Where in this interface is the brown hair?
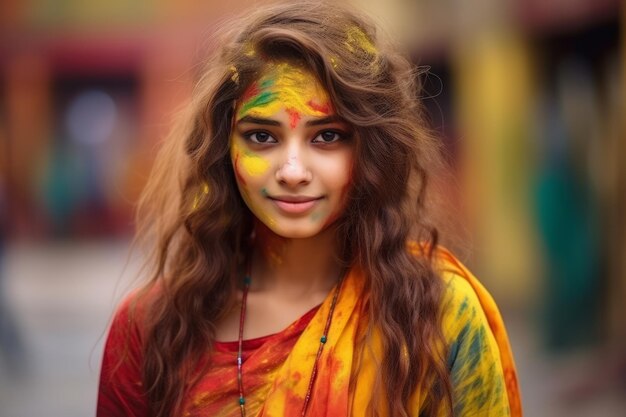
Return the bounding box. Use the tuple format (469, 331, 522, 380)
(133, 2, 452, 416)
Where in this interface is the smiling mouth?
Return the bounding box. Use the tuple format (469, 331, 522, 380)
(268, 196, 322, 214)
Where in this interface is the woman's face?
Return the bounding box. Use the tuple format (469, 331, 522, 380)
(229, 62, 354, 239)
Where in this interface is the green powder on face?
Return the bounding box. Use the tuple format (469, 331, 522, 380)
(238, 91, 278, 118)
(310, 211, 325, 222)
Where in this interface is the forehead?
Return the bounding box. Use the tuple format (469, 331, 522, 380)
(236, 62, 333, 120)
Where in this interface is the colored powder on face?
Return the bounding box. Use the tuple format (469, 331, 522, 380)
(262, 214, 276, 228)
(231, 141, 270, 178)
(306, 100, 331, 115)
(310, 211, 325, 223)
(240, 81, 260, 102)
(239, 91, 278, 117)
(261, 188, 269, 197)
(236, 63, 333, 123)
(242, 152, 270, 176)
(345, 26, 377, 55)
(286, 108, 302, 129)
(232, 153, 247, 186)
(235, 176, 276, 229)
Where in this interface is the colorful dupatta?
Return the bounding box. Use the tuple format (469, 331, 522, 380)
(433, 247, 522, 416)
(98, 246, 522, 417)
(235, 246, 522, 416)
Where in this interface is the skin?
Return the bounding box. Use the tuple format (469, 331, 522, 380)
(215, 62, 355, 341)
(230, 62, 354, 240)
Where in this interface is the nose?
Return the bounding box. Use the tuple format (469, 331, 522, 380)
(275, 149, 312, 187)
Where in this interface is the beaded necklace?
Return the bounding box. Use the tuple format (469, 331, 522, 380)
(236, 271, 344, 417)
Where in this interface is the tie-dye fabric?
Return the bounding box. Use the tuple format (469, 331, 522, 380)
(97, 247, 522, 417)
(434, 246, 522, 416)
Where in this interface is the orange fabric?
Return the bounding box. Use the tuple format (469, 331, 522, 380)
(183, 306, 321, 417)
(98, 246, 522, 417)
(257, 246, 523, 416)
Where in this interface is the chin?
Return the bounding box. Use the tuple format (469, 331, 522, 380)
(269, 226, 322, 239)
(262, 217, 333, 239)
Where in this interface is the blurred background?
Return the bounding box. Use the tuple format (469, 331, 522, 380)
(0, 0, 623, 416)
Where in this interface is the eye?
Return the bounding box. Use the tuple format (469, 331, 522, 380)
(313, 130, 342, 144)
(245, 131, 276, 144)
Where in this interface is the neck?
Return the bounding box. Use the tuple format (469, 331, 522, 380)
(250, 222, 343, 300)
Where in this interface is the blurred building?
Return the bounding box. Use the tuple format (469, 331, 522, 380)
(0, 0, 623, 390)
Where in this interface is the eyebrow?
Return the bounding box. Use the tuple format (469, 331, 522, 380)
(236, 115, 344, 127)
(305, 116, 342, 127)
(237, 116, 281, 126)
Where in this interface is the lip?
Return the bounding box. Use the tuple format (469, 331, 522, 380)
(269, 195, 322, 214)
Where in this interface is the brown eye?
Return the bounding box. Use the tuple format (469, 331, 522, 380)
(313, 130, 341, 143)
(246, 131, 276, 144)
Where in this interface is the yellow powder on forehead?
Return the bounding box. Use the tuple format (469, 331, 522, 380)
(237, 62, 332, 120)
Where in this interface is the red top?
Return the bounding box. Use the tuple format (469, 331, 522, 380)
(97, 296, 320, 417)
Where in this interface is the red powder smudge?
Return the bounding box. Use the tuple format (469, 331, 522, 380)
(283, 378, 304, 411)
(286, 108, 301, 129)
(233, 154, 247, 186)
(307, 99, 333, 115)
(241, 81, 260, 103)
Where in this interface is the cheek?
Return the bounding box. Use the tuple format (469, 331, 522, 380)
(240, 153, 270, 177)
(326, 152, 354, 192)
(231, 140, 270, 187)
(316, 152, 354, 225)
(232, 151, 248, 187)
(316, 162, 353, 228)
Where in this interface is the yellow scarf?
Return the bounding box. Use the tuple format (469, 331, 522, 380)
(257, 245, 522, 417)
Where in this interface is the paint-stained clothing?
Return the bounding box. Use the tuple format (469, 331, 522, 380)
(97, 247, 522, 417)
(443, 270, 511, 415)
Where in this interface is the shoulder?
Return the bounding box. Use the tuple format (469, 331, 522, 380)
(407, 242, 521, 416)
(102, 289, 150, 363)
(112, 282, 162, 324)
(110, 286, 154, 329)
(429, 246, 516, 415)
(424, 246, 502, 352)
(97, 287, 157, 416)
(102, 284, 164, 366)
(407, 242, 503, 344)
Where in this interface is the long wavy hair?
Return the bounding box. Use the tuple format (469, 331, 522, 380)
(132, 2, 452, 416)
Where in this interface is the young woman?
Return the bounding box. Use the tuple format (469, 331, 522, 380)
(97, 2, 522, 416)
